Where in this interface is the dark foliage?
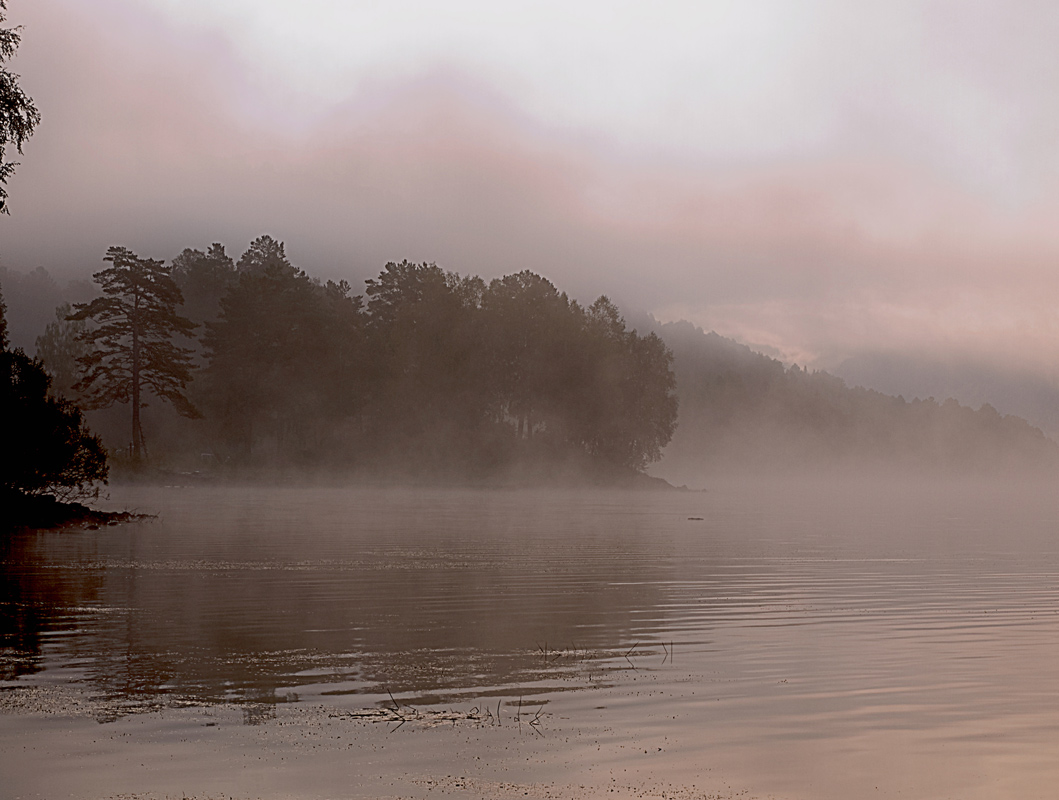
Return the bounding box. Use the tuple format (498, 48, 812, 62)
(0, 491, 142, 532)
(364, 261, 490, 465)
(171, 243, 237, 332)
(0, 287, 107, 500)
(38, 234, 1059, 482)
(202, 242, 365, 462)
(195, 248, 678, 475)
(236, 234, 291, 276)
(34, 302, 87, 397)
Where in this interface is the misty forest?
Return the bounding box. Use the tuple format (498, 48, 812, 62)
(4, 234, 1055, 504)
(9, 3, 1059, 800)
(4, 238, 680, 490)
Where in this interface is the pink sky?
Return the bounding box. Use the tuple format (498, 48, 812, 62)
(4, 0, 1059, 376)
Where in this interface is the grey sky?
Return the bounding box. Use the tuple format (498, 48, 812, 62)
(3, 0, 1059, 375)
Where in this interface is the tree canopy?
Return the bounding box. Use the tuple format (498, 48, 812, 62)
(186, 245, 679, 476)
(202, 245, 365, 462)
(170, 243, 236, 331)
(27, 238, 681, 480)
(0, 0, 41, 213)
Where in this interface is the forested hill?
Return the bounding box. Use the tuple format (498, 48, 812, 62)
(652, 320, 1059, 481)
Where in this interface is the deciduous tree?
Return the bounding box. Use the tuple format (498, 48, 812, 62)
(481, 270, 583, 440)
(0, 0, 41, 213)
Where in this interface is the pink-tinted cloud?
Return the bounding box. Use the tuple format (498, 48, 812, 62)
(5, 0, 1059, 377)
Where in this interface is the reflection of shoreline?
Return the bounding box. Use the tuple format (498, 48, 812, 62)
(7, 481, 1059, 799)
(0, 654, 620, 729)
(0, 637, 643, 724)
(0, 486, 685, 719)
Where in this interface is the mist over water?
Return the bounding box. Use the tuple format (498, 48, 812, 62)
(4, 477, 1059, 798)
(5, 5, 1059, 798)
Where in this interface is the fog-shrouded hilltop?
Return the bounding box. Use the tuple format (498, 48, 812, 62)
(834, 352, 1059, 442)
(653, 320, 1059, 485)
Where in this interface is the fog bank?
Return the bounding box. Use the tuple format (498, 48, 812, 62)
(4, 1, 1059, 383)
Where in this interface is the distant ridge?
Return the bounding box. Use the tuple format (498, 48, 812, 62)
(834, 352, 1059, 441)
(648, 320, 1058, 481)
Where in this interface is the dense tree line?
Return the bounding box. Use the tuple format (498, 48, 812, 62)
(54, 236, 678, 478)
(25, 236, 1059, 486)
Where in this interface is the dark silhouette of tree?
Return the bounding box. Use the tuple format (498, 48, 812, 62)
(236, 235, 292, 276)
(361, 263, 678, 473)
(203, 247, 365, 461)
(481, 270, 584, 441)
(0, 265, 64, 350)
(54, 238, 682, 478)
(69, 247, 198, 461)
(562, 297, 678, 471)
(481, 280, 681, 471)
(0, 0, 40, 213)
(364, 261, 489, 463)
(171, 243, 237, 331)
(0, 281, 6, 348)
(1, 286, 107, 500)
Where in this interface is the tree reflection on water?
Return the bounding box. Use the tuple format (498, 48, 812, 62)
(0, 492, 683, 722)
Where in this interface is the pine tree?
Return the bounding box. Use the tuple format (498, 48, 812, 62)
(70, 247, 199, 460)
(236, 234, 292, 276)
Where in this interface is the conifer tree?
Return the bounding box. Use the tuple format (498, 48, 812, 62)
(236, 234, 292, 276)
(70, 247, 199, 460)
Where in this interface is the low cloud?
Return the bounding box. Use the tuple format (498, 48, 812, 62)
(5, 0, 1059, 378)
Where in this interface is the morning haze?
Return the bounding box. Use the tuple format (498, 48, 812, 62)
(3, 2, 1059, 799)
(7, 1, 1059, 380)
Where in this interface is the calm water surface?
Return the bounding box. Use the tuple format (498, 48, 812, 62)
(3, 478, 1059, 799)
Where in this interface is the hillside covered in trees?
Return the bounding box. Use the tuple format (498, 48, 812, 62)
(654, 320, 1059, 482)
(11, 235, 1058, 489)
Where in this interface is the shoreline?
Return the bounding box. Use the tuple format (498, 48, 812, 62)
(2, 491, 151, 532)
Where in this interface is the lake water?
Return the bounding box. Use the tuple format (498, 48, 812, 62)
(3, 478, 1059, 799)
